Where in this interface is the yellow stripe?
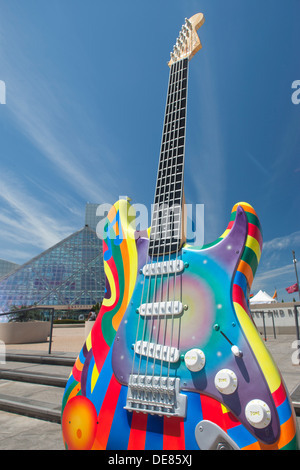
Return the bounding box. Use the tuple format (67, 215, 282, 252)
(220, 228, 231, 240)
(111, 200, 138, 331)
(233, 302, 281, 393)
(102, 263, 117, 308)
(86, 331, 92, 351)
(221, 403, 230, 414)
(246, 234, 261, 261)
(91, 363, 99, 393)
(125, 237, 138, 301)
(114, 199, 138, 302)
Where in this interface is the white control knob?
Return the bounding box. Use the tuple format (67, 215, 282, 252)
(184, 348, 205, 372)
(214, 369, 238, 395)
(245, 399, 271, 429)
(231, 345, 243, 357)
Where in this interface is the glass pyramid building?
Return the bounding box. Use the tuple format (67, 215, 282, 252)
(0, 259, 20, 279)
(0, 225, 105, 313)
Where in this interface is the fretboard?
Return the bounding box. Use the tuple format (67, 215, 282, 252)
(149, 57, 189, 257)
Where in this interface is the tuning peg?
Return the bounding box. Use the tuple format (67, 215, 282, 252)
(185, 18, 192, 30)
(185, 27, 190, 37)
(176, 38, 183, 50)
(179, 31, 186, 43)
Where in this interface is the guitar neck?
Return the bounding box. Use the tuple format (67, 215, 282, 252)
(149, 57, 189, 258)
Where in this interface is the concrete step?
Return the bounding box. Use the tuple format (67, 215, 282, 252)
(5, 352, 76, 367)
(0, 393, 61, 423)
(0, 369, 67, 387)
(0, 353, 73, 423)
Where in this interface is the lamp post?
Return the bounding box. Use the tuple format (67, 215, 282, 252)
(292, 250, 300, 301)
(292, 251, 300, 348)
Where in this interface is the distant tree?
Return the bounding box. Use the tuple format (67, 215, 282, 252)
(90, 302, 102, 317)
(8, 305, 36, 322)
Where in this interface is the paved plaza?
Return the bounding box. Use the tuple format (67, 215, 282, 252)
(0, 326, 299, 450)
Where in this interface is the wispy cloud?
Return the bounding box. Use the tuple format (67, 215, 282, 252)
(247, 152, 269, 177)
(263, 231, 300, 252)
(0, 13, 122, 263)
(0, 171, 74, 260)
(253, 263, 294, 284)
(7, 79, 117, 205)
(0, 13, 120, 206)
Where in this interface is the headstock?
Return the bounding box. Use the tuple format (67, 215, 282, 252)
(168, 13, 205, 67)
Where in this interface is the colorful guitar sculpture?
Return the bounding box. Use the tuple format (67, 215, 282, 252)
(61, 13, 299, 450)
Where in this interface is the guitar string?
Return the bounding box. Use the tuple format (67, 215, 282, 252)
(166, 56, 189, 385)
(156, 57, 186, 385)
(148, 56, 188, 393)
(164, 36, 192, 385)
(139, 58, 184, 381)
(130, 59, 176, 384)
(142, 58, 187, 385)
(143, 60, 180, 380)
(150, 58, 182, 382)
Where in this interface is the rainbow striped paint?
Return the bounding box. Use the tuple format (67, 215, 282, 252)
(61, 200, 299, 450)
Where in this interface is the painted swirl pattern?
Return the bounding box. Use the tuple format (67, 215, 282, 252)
(61, 201, 299, 450)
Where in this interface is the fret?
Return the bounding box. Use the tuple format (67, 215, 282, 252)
(161, 138, 185, 150)
(166, 96, 187, 110)
(156, 177, 182, 188)
(155, 176, 183, 187)
(151, 214, 182, 228)
(164, 108, 186, 121)
(154, 181, 183, 194)
(155, 181, 183, 194)
(155, 178, 183, 190)
(149, 57, 188, 257)
(164, 122, 185, 132)
(162, 126, 185, 141)
(160, 146, 185, 157)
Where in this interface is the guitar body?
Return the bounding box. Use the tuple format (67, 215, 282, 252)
(61, 199, 299, 450)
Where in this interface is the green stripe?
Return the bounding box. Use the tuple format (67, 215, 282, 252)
(230, 209, 262, 235)
(61, 379, 80, 411)
(101, 242, 125, 347)
(190, 206, 263, 260)
(241, 245, 258, 277)
(201, 237, 223, 249)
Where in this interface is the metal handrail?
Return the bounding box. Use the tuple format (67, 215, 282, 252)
(250, 303, 300, 343)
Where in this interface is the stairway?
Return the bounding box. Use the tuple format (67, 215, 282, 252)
(0, 353, 75, 424)
(1, 353, 299, 426)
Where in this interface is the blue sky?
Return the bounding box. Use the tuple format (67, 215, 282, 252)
(0, 0, 299, 301)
